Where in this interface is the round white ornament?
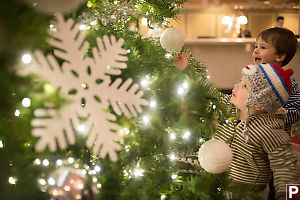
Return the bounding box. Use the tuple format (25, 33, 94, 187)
(23, 0, 83, 14)
(160, 27, 185, 53)
(198, 138, 232, 174)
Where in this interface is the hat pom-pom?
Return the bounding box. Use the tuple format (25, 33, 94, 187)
(242, 65, 256, 75)
(285, 68, 294, 76)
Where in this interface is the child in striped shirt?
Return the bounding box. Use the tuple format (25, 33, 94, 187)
(215, 63, 300, 200)
(253, 27, 300, 200)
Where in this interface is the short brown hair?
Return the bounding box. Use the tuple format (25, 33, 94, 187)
(257, 27, 297, 67)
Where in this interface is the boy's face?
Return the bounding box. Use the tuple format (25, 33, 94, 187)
(231, 76, 250, 111)
(253, 37, 283, 66)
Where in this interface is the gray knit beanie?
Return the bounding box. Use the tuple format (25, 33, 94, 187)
(242, 63, 293, 113)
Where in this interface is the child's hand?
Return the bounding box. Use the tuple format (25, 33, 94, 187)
(173, 52, 188, 70)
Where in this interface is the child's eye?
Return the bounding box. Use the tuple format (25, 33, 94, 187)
(262, 46, 266, 49)
(254, 44, 258, 48)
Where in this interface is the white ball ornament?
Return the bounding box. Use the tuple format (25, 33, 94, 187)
(198, 138, 233, 174)
(23, 0, 83, 14)
(160, 27, 185, 53)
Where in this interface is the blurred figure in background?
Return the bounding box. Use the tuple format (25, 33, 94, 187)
(276, 16, 284, 28)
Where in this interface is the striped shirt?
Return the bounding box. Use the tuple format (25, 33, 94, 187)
(215, 112, 300, 199)
(284, 76, 300, 136)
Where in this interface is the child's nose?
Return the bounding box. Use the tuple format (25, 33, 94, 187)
(233, 83, 239, 92)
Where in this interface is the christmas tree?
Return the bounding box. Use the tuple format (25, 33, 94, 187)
(0, 0, 262, 199)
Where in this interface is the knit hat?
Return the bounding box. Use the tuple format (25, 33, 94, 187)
(242, 63, 293, 113)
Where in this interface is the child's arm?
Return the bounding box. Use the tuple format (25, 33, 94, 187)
(214, 121, 235, 144)
(214, 94, 237, 143)
(285, 77, 300, 135)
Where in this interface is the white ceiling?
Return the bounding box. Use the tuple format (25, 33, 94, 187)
(184, 0, 299, 9)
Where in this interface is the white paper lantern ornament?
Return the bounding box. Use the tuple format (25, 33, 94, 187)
(160, 27, 185, 53)
(198, 138, 232, 174)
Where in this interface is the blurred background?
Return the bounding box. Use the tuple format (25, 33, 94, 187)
(141, 0, 300, 90)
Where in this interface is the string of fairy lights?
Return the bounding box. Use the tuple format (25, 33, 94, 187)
(6, 51, 199, 199)
(7, 50, 217, 199)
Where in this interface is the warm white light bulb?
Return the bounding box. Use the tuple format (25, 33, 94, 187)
(64, 185, 71, 191)
(149, 100, 157, 108)
(182, 81, 188, 89)
(170, 153, 176, 161)
(124, 170, 129, 176)
(142, 115, 150, 125)
(140, 78, 149, 88)
(92, 177, 97, 183)
(170, 133, 176, 140)
(161, 194, 166, 199)
(22, 98, 31, 108)
(48, 177, 56, 186)
(0, 140, 3, 148)
(14, 109, 20, 117)
(89, 170, 96, 175)
(134, 168, 144, 177)
(56, 159, 63, 166)
(77, 183, 84, 189)
(21, 53, 32, 64)
(81, 169, 87, 175)
(39, 178, 46, 185)
(77, 124, 86, 134)
(34, 158, 41, 165)
(183, 131, 191, 139)
(68, 157, 74, 164)
(90, 20, 97, 25)
(120, 128, 130, 135)
(199, 138, 205, 143)
(237, 16, 248, 25)
(9, 177, 16, 185)
(52, 189, 58, 196)
(94, 165, 101, 172)
(221, 16, 231, 25)
(177, 87, 184, 96)
(79, 24, 87, 30)
(165, 53, 172, 58)
(42, 159, 49, 166)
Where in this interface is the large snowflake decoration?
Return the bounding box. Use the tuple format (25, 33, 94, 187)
(19, 13, 148, 161)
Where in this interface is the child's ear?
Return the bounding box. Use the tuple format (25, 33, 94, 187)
(276, 53, 286, 62)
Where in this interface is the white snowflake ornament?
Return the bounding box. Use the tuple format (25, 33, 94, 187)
(19, 13, 148, 161)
